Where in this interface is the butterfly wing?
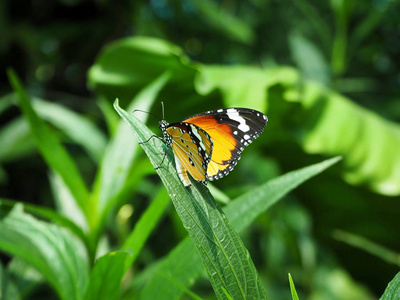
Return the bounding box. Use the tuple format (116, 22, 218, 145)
(182, 108, 267, 181)
(166, 122, 213, 186)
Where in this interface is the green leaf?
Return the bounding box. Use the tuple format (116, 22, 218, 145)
(49, 172, 89, 232)
(289, 31, 330, 84)
(33, 98, 107, 162)
(115, 100, 267, 300)
(0, 198, 88, 249)
(333, 230, 400, 267)
(7, 69, 91, 224)
(0, 116, 34, 163)
(289, 273, 300, 300)
(95, 71, 170, 221)
(139, 157, 340, 300)
(85, 250, 132, 300)
(195, 66, 269, 111)
(0, 205, 89, 300)
(301, 82, 400, 196)
(0, 261, 21, 300)
(88, 37, 196, 103)
(191, 0, 254, 44)
(195, 65, 300, 112)
(122, 187, 170, 270)
(380, 271, 400, 300)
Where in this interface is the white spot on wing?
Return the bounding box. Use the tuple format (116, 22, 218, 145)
(226, 109, 250, 132)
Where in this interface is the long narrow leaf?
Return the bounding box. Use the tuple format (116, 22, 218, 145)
(122, 187, 170, 270)
(7, 69, 91, 224)
(115, 100, 267, 300)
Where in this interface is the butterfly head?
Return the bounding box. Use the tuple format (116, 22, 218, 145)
(159, 120, 172, 146)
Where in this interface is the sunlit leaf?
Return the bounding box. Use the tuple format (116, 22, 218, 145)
(289, 273, 300, 300)
(301, 82, 400, 196)
(88, 37, 196, 103)
(33, 99, 107, 162)
(0, 205, 89, 300)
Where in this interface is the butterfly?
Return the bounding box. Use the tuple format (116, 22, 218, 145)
(141, 107, 268, 187)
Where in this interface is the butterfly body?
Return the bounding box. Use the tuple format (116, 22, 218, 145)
(156, 107, 267, 187)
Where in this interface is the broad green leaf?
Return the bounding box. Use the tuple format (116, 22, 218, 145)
(0, 198, 88, 249)
(139, 157, 340, 300)
(195, 66, 269, 112)
(94, 71, 170, 224)
(7, 69, 91, 223)
(85, 250, 132, 300)
(122, 187, 170, 270)
(33, 99, 107, 162)
(380, 271, 400, 300)
(334, 230, 400, 267)
(289, 273, 300, 300)
(301, 82, 400, 196)
(195, 65, 300, 112)
(0, 205, 89, 300)
(115, 100, 268, 300)
(88, 37, 197, 103)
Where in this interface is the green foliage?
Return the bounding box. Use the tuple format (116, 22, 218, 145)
(289, 274, 300, 300)
(0, 205, 89, 300)
(2, 1, 400, 299)
(380, 272, 400, 300)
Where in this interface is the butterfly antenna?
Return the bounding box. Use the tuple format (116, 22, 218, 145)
(131, 109, 161, 120)
(161, 101, 165, 120)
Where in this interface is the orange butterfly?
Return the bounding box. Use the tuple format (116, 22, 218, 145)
(142, 107, 267, 187)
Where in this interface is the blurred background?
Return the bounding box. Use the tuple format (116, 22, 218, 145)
(1, 0, 400, 299)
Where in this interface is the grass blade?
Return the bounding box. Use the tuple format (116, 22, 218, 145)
(334, 230, 400, 267)
(289, 273, 300, 300)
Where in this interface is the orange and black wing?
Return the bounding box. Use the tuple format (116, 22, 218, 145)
(182, 108, 267, 181)
(166, 122, 213, 186)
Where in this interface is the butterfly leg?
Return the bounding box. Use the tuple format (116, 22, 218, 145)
(154, 149, 167, 170)
(138, 135, 168, 170)
(139, 135, 164, 145)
